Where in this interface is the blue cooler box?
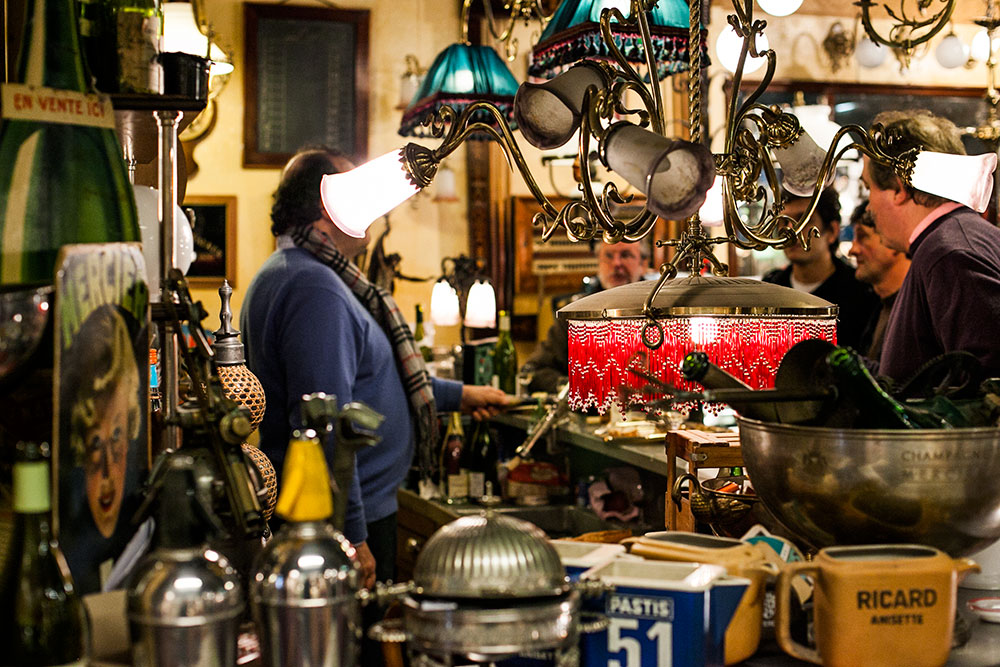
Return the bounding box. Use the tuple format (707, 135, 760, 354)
(550, 540, 628, 581)
(580, 559, 749, 667)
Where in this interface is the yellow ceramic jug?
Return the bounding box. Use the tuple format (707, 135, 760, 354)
(775, 544, 979, 667)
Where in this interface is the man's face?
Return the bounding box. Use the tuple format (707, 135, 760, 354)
(779, 198, 837, 265)
(597, 243, 647, 288)
(849, 219, 903, 287)
(861, 158, 908, 253)
(84, 382, 131, 539)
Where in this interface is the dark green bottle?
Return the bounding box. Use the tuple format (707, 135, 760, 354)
(0, 442, 91, 665)
(825, 347, 948, 429)
(681, 351, 780, 422)
(0, 0, 140, 287)
(467, 421, 499, 501)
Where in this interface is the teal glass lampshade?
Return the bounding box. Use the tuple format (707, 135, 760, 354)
(527, 0, 708, 80)
(399, 43, 520, 138)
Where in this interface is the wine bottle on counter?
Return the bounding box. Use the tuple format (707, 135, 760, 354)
(414, 304, 432, 361)
(0, 441, 91, 666)
(439, 412, 468, 502)
(0, 0, 140, 287)
(467, 421, 499, 501)
(493, 310, 517, 394)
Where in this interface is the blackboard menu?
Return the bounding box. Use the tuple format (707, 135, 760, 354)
(244, 4, 369, 167)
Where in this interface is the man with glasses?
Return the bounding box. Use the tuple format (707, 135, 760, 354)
(522, 239, 650, 393)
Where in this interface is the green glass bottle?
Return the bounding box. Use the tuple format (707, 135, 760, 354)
(467, 420, 499, 502)
(0, 0, 140, 288)
(825, 347, 948, 429)
(114, 0, 162, 94)
(681, 351, 780, 422)
(493, 310, 517, 394)
(0, 441, 91, 665)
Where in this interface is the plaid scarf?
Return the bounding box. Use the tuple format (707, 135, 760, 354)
(291, 223, 439, 477)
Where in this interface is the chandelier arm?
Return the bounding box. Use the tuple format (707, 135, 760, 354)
(427, 101, 562, 226)
(856, 0, 955, 50)
(598, 5, 665, 128)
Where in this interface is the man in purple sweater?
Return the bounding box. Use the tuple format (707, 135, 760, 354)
(862, 110, 1000, 384)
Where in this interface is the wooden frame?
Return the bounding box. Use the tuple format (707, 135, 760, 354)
(182, 195, 237, 288)
(243, 3, 369, 167)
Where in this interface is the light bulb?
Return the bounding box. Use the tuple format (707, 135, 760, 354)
(756, 0, 803, 17)
(715, 25, 769, 75)
(935, 32, 969, 69)
(855, 36, 887, 68)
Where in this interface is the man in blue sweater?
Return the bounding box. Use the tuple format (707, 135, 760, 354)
(862, 110, 1000, 383)
(241, 148, 507, 589)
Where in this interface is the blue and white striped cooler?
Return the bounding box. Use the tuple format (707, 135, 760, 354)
(580, 559, 749, 667)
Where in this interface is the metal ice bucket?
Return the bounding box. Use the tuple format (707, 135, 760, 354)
(738, 417, 1000, 556)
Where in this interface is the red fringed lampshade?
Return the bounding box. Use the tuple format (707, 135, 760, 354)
(559, 275, 838, 413)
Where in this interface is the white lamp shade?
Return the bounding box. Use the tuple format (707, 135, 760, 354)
(716, 25, 769, 75)
(433, 164, 458, 201)
(430, 279, 461, 326)
(463, 280, 497, 328)
(162, 3, 233, 76)
(133, 185, 196, 301)
(855, 36, 887, 68)
(774, 120, 839, 196)
(935, 33, 969, 69)
(911, 151, 998, 213)
(604, 124, 716, 221)
(756, 0, 802, 17)
(320, 149, 422, 238)
(970, 28, 1000, 63)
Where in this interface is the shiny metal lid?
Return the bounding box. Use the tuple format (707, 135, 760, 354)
(251, 521, 360, 606)
(413, 512, 569, 599)
(127, 547, 244, 626)
(557, 275, 837, 320)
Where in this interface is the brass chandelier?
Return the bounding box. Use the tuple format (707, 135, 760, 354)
(321, 0, 991, 410)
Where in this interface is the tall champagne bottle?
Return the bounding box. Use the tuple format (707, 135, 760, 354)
(493, 310, 517, 394)
(467, 420, 499, 502)
(0, 441, 91, 666)
(0, 0, 140, 288)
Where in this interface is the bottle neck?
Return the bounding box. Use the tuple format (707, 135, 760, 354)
(16, 0, 90, 91)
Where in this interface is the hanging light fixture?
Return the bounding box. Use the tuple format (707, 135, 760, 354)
(331, 0, 984, 414)
(527, 0, 702, 80)
(430, 279, 461, 326)
(463, 280, 497, 328)
(399, 43, 520, 138)
(560, 277, 837, 412)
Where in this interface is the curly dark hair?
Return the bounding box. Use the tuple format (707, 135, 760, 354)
(270, 147, 352, 237)
(786, 187, 842, 254)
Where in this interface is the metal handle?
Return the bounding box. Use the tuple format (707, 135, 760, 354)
(406, 537, 422, 556)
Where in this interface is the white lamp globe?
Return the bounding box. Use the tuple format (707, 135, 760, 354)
(756, 0, 803, 17)
(463, 280, 496, 328)
(855, 36, 887, 68)
(715, 25, 769, 75)
(935, 32, 969, 69)
(970, 28, 1000, 63)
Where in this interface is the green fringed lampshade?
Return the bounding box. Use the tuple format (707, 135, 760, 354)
(528, 0, 709, 80)
(399, 43, 520, 138)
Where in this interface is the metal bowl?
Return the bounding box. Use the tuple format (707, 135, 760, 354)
(412, 512, 569, 598)
(738, 417, 1000, 556)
